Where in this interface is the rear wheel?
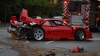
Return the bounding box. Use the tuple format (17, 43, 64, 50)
(31, 27, 44, 41)
(75, 29, 85, 41)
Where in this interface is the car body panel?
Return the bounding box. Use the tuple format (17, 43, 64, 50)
(42, 25, 56, 38)
(42, 24, 73, 39)
(10, 16, 18, 26)
(51, 26, 73, 38)
(71, 25, 92, 39)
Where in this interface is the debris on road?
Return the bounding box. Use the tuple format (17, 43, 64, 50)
(15, 40, 19, 43)
(25, 41, 30, 44)
(24, 41, 30, 44)
(69, 46, 84, 53)
(0, 40, 99, 56)
(39, 54, 42, 56)
(45, 51, 56, 56)
(98, 52, 100, 55)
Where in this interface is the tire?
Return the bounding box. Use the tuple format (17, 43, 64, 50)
(75, 29, 85, 41)
(31, 27, 44, 41)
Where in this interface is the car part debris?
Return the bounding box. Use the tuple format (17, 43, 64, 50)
(69, 46, 84, 53)
(25, 41, 30, 44)
(45, 51, 56, 56)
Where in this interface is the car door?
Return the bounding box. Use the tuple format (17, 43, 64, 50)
(42, 20, 56, 38)
(52, 26, 73, 38)
(50, 20, 73, 38)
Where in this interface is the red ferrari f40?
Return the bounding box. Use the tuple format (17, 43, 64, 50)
(7, 9, 92, 41)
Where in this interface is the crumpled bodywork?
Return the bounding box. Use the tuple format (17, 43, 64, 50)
(10, 16, 18, 26)
(19, 9, 41, 25)
(19, 9, 33, 24)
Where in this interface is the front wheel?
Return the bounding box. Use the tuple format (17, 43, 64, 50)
(75, 29, 85, 41)
(31, 27, 44, 41)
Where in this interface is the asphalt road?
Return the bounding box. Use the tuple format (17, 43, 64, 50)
(0, 26, 19, 56)
(0, 26, 100, 55)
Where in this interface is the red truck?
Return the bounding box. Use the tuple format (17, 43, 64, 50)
(54, 1, 100, 31)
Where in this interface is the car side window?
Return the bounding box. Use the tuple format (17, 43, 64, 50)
(43, 20, 56, 25)
(43, 21, 50, 25)
(51, 20, 63, 26)
(54, 21, 62, 25)
(49, 21, 55, 25)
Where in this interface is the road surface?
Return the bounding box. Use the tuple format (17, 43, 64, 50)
(0, 26, 100, 56)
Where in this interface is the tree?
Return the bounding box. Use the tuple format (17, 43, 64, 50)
(0, 0, 62, 23)
(53, 0, 63, 16)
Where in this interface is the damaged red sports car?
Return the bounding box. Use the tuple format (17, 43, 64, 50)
(7, 9, 92, 41)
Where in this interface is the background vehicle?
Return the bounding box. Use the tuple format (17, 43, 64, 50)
(7, 9, 92, 41)
(53, 16, 63, 20)
(31, 16, 41, 19)
(89, 2, 100, 31)
(54, 0, 100, 31)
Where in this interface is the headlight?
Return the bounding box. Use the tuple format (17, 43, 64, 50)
(30, 22, 36, 25)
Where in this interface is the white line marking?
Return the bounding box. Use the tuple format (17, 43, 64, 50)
(45, 41, 54, 44)
(89, 38, 100, 40)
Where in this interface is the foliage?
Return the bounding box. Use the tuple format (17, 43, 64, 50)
(53, 0, 63, 16)
(0, 0, 62, 23)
